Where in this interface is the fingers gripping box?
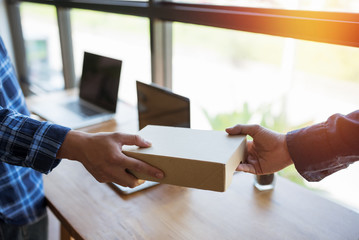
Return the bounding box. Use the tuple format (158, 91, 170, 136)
(123, 125, 247, 192)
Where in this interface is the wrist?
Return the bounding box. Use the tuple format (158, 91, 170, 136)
(57, 130, 89, 161)
(283, 134, 293, 165)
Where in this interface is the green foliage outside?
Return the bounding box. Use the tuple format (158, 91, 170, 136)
(203, 102, 252, 131)
(25, 40, 47, 63)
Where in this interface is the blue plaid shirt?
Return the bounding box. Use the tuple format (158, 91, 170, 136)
(0, 37, 70, 225)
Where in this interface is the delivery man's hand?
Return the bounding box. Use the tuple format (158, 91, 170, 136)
(57, 131, 164, 187)
(226, 124, 293, 175)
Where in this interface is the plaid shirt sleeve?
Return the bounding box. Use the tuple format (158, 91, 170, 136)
(0, 107, 70, 174)
(0, 36, 72, 225)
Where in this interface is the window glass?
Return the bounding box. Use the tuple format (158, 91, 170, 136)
(71, 9, 151, 105)
(20, 3, 64, 92)
(173, 22, 359, 211)
(172, 0, 359, 13)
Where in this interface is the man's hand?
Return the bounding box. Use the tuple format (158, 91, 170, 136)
(57, 131, 164, 188)
(226, 124, 293, 175)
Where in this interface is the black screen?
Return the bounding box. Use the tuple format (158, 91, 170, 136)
(136, 81, 190, 130)
(79, 52, 122, 112)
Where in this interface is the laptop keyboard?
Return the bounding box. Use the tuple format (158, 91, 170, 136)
(65, 101, 102, 118)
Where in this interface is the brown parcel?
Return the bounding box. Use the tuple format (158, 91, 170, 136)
(123, 125, 247, 192)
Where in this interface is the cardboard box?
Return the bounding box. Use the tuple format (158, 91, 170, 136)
(123, 125, 247, 192)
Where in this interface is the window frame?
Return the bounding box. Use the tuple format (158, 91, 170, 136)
(6, 0, 359, 91)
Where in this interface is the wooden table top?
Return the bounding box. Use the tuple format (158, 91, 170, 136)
(27, 90, 359, 240)
(45, 160, 359, 240)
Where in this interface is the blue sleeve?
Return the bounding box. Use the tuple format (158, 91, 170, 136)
(0, 106, 71, 174)
(286, 110, 359, 181)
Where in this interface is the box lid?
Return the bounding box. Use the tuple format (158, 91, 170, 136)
(123, 125, 246, 164)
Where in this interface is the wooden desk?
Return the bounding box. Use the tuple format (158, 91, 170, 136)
(27, 91, 359, 240)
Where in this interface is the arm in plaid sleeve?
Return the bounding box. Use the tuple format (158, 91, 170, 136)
(0, 106, 70, 174)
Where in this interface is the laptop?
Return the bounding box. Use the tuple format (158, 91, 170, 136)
(136, 80, 191, 129)
(31, 52, 122, 129)
(111, 80, 191, 194)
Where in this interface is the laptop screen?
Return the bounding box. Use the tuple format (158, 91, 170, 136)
(79, 52, 122, 112)
(136, 81, 190, 130)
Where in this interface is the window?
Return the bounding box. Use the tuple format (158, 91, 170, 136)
(173, 22, 359, 128)
(71, 9, 151, 104)
(20, 2, 64, 92)
(173, 22, 359, 211)
(173, 23, 287, 130)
